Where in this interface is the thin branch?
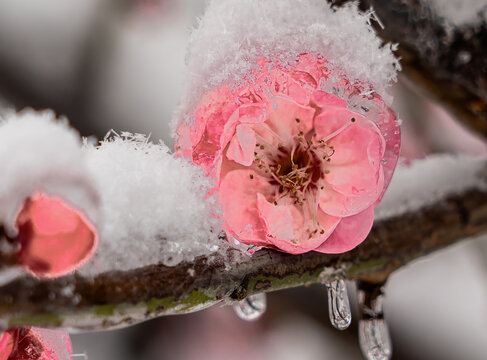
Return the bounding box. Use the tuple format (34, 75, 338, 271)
(0, 187, 486, 332)
(332, 0, 487, 138)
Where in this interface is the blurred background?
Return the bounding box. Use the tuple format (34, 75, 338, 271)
(0, 1, 487, 359)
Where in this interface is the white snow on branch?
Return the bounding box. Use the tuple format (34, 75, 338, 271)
(0, 111, 227, 275)
(0, 110, 99, 236)
(2, 112, 485, 276)
(79, 131, 224, 274)
(375, 155, 487, 221)
(175, 0, 400, 132)
(428, 0, 487, 27)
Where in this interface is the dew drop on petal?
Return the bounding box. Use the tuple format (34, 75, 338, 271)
(325, 279, 352, 330)
(357, 281, 392, 360)
(233, 293, 267, 321)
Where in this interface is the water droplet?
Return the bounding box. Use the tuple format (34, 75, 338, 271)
(233, 293, 267, 321)
(325, 279, 351, 330)
(357, 281, 392, 360)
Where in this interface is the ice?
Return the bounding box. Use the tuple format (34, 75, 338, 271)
(233, 293, 267, 321)
(0, 109, 99, 237)
(79, 131, 224, 274)
(375, 155, 487, 221)
(325, 279, 352, 331)
(174, 0, 399, 133)
(428, 0, 487, 27)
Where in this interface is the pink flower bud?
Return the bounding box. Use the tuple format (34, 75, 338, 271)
(15, 193, 98, 278)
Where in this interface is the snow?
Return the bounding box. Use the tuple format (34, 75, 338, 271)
(0, 111, 227, 276)
(375, 155, 487, 220)
(79, 131, 224, 274)
(428, 0, 487, 27)
(1, 111, 485, 277)
(0, 109, 99, 237)
(174, 0, 400, 133)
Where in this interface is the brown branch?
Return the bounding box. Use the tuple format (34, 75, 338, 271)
(0, 187, 486, 332)
(332, 0, 487, 138)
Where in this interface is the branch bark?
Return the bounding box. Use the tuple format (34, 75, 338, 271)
(0, 187, 486, 332)
(332, 0, 487, 138)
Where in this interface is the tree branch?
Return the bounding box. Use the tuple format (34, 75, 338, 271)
(332, 0, 487, 138)
(0, 186, 486, 332)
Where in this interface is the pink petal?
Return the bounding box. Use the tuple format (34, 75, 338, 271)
(266, 96, 315, 140)
(219, 170, 269, 246)
(221, 103, 267, 151)
(311, 90, 347, 109)
(325, 125, 383, 191)
(315, 206, 374, 254)
(314, 107, 383, 146)
(16, 193, 98, 278)
(257, 193, 302, 243)
(189, 87, 240, 176)
(316, 109, 386, 217)
(237, 103, 268, 124)
(292, 53, 328, 88)
(257, 194, 340, 254)
(31, 328, 73, 360)
(226, 124, 256, 166)
(371, 97, 401, 199)
(320, 168, 384, 217)
(0, 332, 13, 360)
(5, 327, 72, 360)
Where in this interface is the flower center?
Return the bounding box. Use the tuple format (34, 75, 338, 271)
(252, 131, 335, 206)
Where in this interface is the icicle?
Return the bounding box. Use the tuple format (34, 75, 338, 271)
(325, 279, 352, 330)
(233, 293, 267, 321)
(357, 281, 392, 360)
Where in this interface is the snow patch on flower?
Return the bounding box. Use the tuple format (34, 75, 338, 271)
(0, 110, 99, 237)
(79, 131, 224, 274)
(375, 155, 487, 220)
(174, 0, 399, 133)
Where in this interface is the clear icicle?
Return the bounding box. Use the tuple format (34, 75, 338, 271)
(325, 279, 352, 330)
(359, 319, 392, 360)
(233, 293, 267, 321)
(357, 282, 392, 360)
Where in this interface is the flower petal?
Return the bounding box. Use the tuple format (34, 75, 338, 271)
(320, 167, 384, 217)
(257, 194, 340, 254)
(0, 332, 14, 360)
(311, 90, 347, 110)
(266, 96, 315, 140)
(16, 193, 98, 278)
(30, 328, 73, 360)
(220, 170, 269, 246)
(315, 206, 374, 254)
(325, 125, 383, 192)
(226, 124, 256, 166)
(316, 109, 386, 217)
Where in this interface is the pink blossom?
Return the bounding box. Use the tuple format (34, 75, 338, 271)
(177, 54, 400, 254)
(0, 327, 72, 360)
(15, 193, 98, 278)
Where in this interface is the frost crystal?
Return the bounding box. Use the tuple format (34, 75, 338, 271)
(80, 132, 223, 274)
(174, 0, 399, 134)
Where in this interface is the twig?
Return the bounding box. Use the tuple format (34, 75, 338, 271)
(0, 187, 486, 332)
(332, 0, 487, 137)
